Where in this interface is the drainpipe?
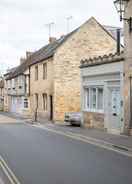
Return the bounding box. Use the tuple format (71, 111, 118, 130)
(117, 29, 121, 55)
(129, 75, 132, 133)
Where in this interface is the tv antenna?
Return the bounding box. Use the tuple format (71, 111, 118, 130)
(45, 22, 55, 38)
(66, 16, 73, 34)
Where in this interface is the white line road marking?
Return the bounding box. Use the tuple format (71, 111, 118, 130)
(0, 155, 21, 184)
(34, 125, 132, 158)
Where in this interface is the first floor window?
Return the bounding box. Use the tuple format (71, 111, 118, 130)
(43, 63, 47, 80)
(24, 98, 28, 108)
(85, 86, 104, 112)
(35, 65, 38, 81)
(42, 93, 47, 111)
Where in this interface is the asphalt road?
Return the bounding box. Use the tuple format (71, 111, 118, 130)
(0, 123, 132, 184)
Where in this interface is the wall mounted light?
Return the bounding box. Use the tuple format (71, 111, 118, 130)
(114, 0, 132, 32)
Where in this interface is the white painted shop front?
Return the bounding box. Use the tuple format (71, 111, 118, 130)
(81, 61, 124, 135)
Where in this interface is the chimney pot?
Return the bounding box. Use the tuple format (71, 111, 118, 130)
(49, 37, 56, 43)
(26, 51, 33, 59)
(20, 58, 26, 65)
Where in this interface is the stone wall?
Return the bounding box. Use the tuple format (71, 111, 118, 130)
(53, 17, 117, 122)
(30, 58, 54, 121)
(83, 112, 104, 129)
(123, 0, 132, 134)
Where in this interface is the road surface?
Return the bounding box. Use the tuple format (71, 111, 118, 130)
(0, 121, 132, 184)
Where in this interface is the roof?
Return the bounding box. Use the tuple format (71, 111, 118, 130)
(28, 18, 120, 67)
(5, 29, 78, 80)
(28, 29, 78, 67)
(5, 17, 121, 80)
(5, 60, 30, 80)
(80, 51, 124, 68)
(0, 80, 4, 88)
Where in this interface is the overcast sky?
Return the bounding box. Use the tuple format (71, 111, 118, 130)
(0, 0, 122, 73)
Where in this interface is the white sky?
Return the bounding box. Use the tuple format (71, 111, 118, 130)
(0, 0, 122, 73)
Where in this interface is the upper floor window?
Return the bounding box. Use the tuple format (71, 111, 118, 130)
(42, 93, 47, 111)
(18, 76, 23, 86)
(12, 79, 15, 89)
(35, 65, 38, 81)
(84, 87, 104, 113)
(43, 63, 47, 80)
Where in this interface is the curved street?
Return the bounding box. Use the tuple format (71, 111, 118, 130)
(0, 113, 132, 184)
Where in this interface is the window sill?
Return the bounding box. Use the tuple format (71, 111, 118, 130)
(83, 109, 104, 114)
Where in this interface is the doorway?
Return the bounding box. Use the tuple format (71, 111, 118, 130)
(50, 95, 53, 121)
(107, 87, 122, 134)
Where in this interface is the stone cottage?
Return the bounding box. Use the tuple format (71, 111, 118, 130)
(28, 17, 118, 122)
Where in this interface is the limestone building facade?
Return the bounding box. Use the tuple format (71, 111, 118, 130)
(29, 17, 117, 122)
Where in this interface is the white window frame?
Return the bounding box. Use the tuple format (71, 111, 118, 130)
(84, 86, 104, 113)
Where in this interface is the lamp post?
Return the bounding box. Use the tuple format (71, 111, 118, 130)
(114, 0, 132, 32)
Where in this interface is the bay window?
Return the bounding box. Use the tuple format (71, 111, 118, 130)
(84, 87, 104, 112)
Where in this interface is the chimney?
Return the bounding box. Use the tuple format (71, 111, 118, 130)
(49, 37, 56, 43)
(20, 57, 26, 65)
(26, 51, 33, 59)
(60, 35, 65, 40)
(117, 29, 121, 55)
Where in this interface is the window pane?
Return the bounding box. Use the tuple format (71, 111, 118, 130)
(86, 88, 89, 108)
(92, 88, 96, 109)
(97, 88, 103, 110)
(35, 66, 38, 80)
(43, 63, 47, 80)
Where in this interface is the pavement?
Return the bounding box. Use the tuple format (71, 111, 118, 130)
(1, 112, 132, 150)
(36, 123, 132, 149)
(0, 114, 20, 124)
(0, 122, 132, 184)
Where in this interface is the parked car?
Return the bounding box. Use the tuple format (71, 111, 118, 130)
(64, 112, 82, 126)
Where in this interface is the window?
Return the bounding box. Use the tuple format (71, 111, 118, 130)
(35, 94, 38, 108)
(85, 87, 104, 112)
(91, 88, 96, 109)
(35, 65, 38, 80)
(24, 98, 28, 108)
(12, 79, 15, 89)
(42, 93, 47, 111)
(97, 88, 103, 110)
(43, 63, 47, 80)
(85, 88, 90, 108)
